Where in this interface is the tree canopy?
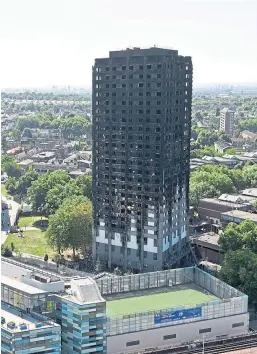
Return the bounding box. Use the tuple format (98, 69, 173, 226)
(239, 118, 257, 133)
(218, 220, 257, 308)
(6, 168, 39, 196)
(218, 221, 257, 253)
(190, 163, 257, 207)
(219, 249, 257, 308)
(15, 114, 91, 139)
(27, 171, 92, 215)
(46, 196, 93, 257)
(27, 171, 71, 213)
(1, 155, 22, 178)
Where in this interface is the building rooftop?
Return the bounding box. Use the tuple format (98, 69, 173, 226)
(105, 283, 218, 318)
(32, 151, 56, 159)
(221, 108, 234, 113)
(199, 197, 246, 209)
(1, 260, 32, 278)
(109, 47, 179, 58)
(218, 194, 255, 204)
(2, 275, 46, 295)
(7, 146, 23, 155)
(195, 232, 220, 246)
(221, 210, 257, 223)
(241, 130, 257, 139)
(17, 159, 34, 167)
(69, 170, 86, 176)
(244, 151, 257, 158)
(1, 303, 58, 332)
(61, 277, 105, 305)
(223, 154, 256, 161)
(241, 188, 257, 198)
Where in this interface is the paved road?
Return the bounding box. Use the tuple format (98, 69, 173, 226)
(1, 195, 21, 244)
(6, 198, 21, 227)
(1, 208, 10, 244)
(20, 226, 40, 231)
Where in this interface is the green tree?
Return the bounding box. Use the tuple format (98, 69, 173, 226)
(45, 181, 83, 215)
(190, 165, 235, 207)
(219, 249, 257, 308)
(1, 135, 8, 152)
(16, 169, 39, 194)
(224, 148, 237, 155)
(218, 223, 244, 252)
(1, 155, 22, 178)
(27, 170, 71, 213)
(218, 133, 231, 143)
(218, 220, 257, 254)
(239, 220, 257, 253)
(75, 175, 92, 200)
(242, 164, 257, 188)
(239, 118, 257, 133)
(6, 177, 16, 194)
(46, 196, 92, 258)
(22, 127, 33, 138)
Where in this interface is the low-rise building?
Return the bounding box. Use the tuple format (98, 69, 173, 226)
(1, 267, 249, 354)
(241, 188, 257, 198)
(221, 210, 257, 226)
(31, 151, 56, 162)
(198, 197, 250, 224)
(1, 302, 61, 353)
(31, 161, 92, 176)
(219, 193, 256, 206)
(190, 154, 257, 170)
(202, 156, 238, 167)
(223, 154, 257, 164)
(6, 146, 24, 156)
(191, 232, 224, 264)
(214, 141, 231, 154)
(18, 159, 34, 170)
(77, 159, 91, 171)
(241, 130, 257, 141)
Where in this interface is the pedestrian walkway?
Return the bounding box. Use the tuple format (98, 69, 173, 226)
(19, 226, 41, 231)
(1, 231, 8, 245)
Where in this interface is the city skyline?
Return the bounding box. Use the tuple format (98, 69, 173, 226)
(1, 0, 257, 88)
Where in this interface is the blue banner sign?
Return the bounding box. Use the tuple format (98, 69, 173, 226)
(154, 307, 202, 324)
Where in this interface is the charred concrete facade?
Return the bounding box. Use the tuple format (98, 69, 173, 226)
(92, 47, 192, 271)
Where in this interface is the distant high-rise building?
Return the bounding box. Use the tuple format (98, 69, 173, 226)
(92, 47, 193, 271)
(220, 108, 234, 136)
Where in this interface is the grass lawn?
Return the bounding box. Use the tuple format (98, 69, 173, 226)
(18, 216, 48, 228)
(106, 285, 218, 317)
(4, 230, 55, 258)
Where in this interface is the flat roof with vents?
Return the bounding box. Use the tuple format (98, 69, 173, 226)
(1, 303, 58, 332)
(2, 275, 46, 295)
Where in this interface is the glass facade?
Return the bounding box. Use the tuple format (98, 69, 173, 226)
(1, 303, 61, 353)
(55, 299, 107, 354)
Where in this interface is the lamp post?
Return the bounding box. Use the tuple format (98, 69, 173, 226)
(202, 335, 205, 354)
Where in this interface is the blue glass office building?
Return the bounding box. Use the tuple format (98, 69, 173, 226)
(55, 278, 106, 354)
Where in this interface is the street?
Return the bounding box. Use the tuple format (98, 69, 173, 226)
(1, 194, 21, 244)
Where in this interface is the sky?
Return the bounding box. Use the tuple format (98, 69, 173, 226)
(1, 0, 257, 88)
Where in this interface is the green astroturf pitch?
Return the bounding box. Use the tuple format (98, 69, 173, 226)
(106, 283, 218, 317)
